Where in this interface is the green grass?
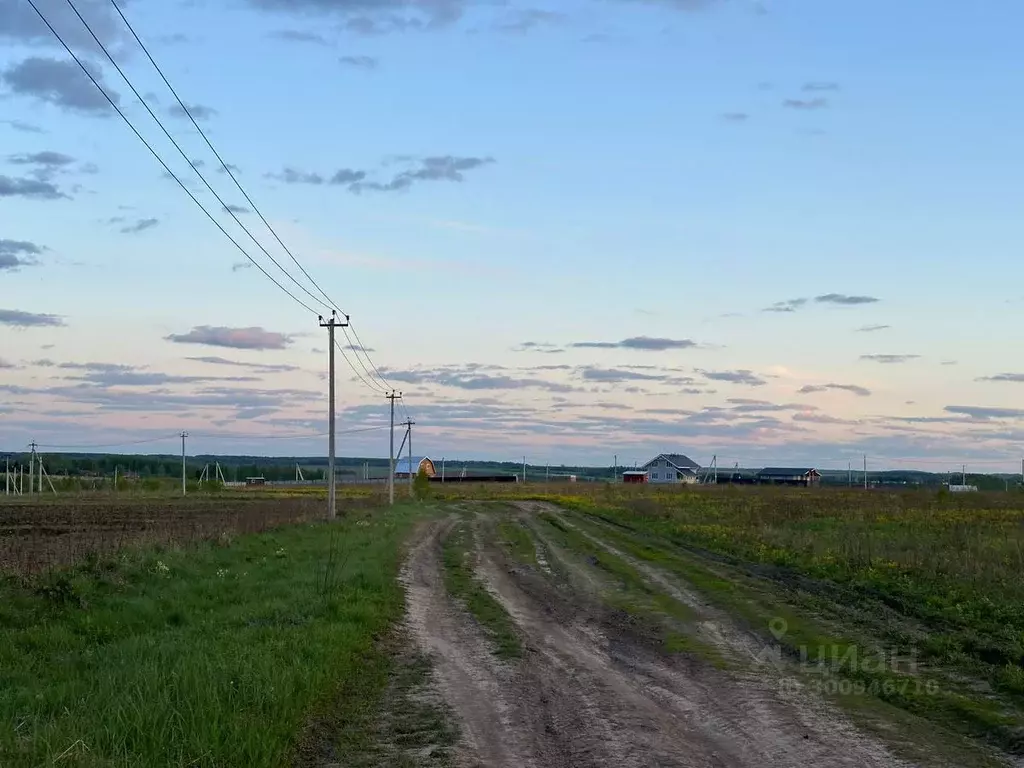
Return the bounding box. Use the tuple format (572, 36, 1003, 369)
(0, 506, 422, 767)
(440, 522, 522, 660)
(496, 518, 538, 567)
(562, 505, 1024, 762)
(531, 512, 730, 665)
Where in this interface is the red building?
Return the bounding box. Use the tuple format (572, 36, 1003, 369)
(622, 471, 648, 484)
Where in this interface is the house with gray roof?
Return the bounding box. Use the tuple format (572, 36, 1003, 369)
(641, 453, 701, 485)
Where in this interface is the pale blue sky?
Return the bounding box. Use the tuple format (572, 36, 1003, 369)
(2, 0, 1024, 470)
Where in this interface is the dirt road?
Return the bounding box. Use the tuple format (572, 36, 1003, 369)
(399, 502, 947, 768)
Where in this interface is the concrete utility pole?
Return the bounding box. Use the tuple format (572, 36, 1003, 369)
(28, 442, 36, 495)
(614, 454, 617, 483)
(180, 431, 188, 496)
(5, 457, 9, 496)
(386, 391, 401, 506)
(319, 311, 349, 520)
(405, 418, 415, 495)
(963, 464, 967, 486)
(863, 454, 868, 490)
(523, 456, 527, 485)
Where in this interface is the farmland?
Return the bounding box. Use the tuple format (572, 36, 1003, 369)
(3, 485, 1024, 765)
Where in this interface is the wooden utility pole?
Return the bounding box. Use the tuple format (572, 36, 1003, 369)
(320, 311, 349, 519)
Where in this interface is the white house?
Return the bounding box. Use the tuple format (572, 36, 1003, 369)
(642, 454, 701, 485)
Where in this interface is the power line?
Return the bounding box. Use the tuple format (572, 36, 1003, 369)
(106, 0, 405, 403)
(347, 320, 395, 392)
(56, 0, 332, 314)
(21, 0, 320, 315)
(108, 0, 342, 317)
(334, 336, 389, 394)
(31, 434, 181, 450)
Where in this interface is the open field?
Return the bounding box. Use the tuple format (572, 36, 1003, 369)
(0, 490, 389, 573)
(3, 486, 1024, 765)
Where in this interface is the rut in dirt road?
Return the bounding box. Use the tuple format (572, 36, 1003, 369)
(400, 507, 932, 768)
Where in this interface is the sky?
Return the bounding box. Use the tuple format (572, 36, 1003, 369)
(2, 0, 1024, 471)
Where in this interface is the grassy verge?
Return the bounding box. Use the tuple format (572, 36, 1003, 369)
(0, 506, 422, 767)
(441, 522, 521, 660)
(531, 512, 728, 664)
(563, 506, 1018, 764)
(496, 518, 538, 567)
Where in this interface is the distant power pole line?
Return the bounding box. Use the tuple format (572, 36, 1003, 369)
(320, 311, 349, 520)
(386, 391, 402, 506)
(180, 431, 188, 496)
(405, 418, 415, 495)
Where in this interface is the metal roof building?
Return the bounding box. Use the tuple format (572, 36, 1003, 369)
(394, 456, 436, 478)
(756, 467, 821, 487)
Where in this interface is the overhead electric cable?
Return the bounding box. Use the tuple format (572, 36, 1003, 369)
(21, 0, 320, 314)
(59, 0, 333, 314)
(107, 0, 407, 398)
(108, 0, 343, 316)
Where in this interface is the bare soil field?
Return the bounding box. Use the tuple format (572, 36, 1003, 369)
(0, 495, 332, 573)
(395, 501, 1011, 768)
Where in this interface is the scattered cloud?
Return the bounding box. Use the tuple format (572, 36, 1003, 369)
(798, 383, 872, 397)
(945, 405, 1024, 421)
(856, 324, 890, 333)
(977, 373, 1024, 384)
(223, 204, 252, 215)
(783, 97, 829, 110)
(764, 298, 808, 313)
(231, 261, 253, 272)
(185, 355, 301, 374)
(270, 29, 333, 45)
(860, 354, 919, 364)
(699, 369, 767, 387)
(570, 336, 698, 351)
(803, 82, 840, 92)
(339, 55, 378, 70)
(0, 174, 67, 200)
(580, 367, 688, 384)
(0, 358, 14, 369)
(7, 150, 76, 181)
(764, 294, 879, 312)
(495, 9, 565, 34)
(168, 102, 218, 121)
(0, 308, 65, 327)
(2, 57, 118, 115)
(344, 344, 375, 353)
(266, 166, 368, 185)
(350, 155, 494, 193)
(331, 168, 367, 184)
(0, 239, 44, 271)
(1, 119, 45, 133)
(815, 293, 879, 305)
(165, 325, 294, 350)
(514, 341, 562, 353)
(721, 112, 749, 122)
(119, 217, 159, 234)
(380, 364, 577, 393)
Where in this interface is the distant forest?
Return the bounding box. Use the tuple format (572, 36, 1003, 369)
(4, 452, 1020, 490)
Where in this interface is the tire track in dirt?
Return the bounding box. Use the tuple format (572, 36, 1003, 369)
(502, 502, 917, 768)
(402, 508, 919, 767)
